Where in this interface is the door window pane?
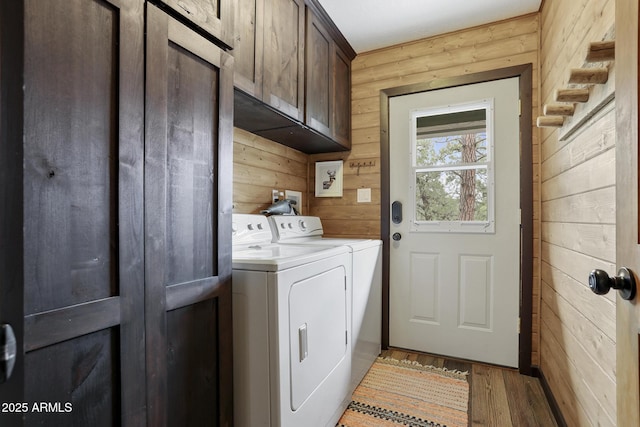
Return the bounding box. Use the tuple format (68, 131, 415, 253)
(415, 168, 488, 221)
(416, 109, 488, 167)
(410, 101, 494, 233)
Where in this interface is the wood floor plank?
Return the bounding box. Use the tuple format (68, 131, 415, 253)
(471, 364, 513, 426)
(503, 369, 558, 427)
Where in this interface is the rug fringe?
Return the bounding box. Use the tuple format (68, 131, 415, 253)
(377, 356, 469, 378)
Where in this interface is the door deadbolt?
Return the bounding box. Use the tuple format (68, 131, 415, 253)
(391, 201, 402, 224)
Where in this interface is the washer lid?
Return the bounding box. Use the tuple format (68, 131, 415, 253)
(232, 244, 348, 271)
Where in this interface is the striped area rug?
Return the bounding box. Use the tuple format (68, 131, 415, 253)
(337, 357, 469, 427)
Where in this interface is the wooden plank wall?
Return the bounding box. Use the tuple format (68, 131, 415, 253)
(309, 13, 542, 361)
(539, 0, 616, 425)
(233, 128, 309, 214)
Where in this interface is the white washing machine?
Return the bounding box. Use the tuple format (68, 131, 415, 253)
(269, 215, 382, 391)
(232, 214, 352, 427)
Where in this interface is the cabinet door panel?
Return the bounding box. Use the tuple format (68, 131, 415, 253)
(333, 46, 351, 148)
(166, 299, 219, 425)
(263, 0, 304, 121)
(305, 9, 351, 149)
(145, 5, 233, 426)
(306, 10, 331, 136)
(233, 0, 263, 97)
(24, 0, 118, 314)
(24, 329, 119, 426)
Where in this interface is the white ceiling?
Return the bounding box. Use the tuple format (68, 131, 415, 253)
(317, 0, 542, 54)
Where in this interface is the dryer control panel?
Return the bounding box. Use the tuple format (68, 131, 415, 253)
(269, 216, 323, 241)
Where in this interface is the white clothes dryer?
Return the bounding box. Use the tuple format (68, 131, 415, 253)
(232, 214, 352, 427)
(269, 215, 382, 392)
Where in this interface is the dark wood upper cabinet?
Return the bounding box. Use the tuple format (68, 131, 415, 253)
(233, 0, 305, 116)
(232, 0, 355, 153)
(157, 0, 234, 48)
(306, 8, 351, 148)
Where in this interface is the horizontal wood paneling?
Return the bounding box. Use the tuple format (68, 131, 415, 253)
(233, 127, 309, 214)
(310, 13, 542, 364)
(539, 0, 616, 424)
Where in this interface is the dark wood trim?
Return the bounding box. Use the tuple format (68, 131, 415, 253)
(144, 6, 170, 425)
(379, 64, 535, 374)
(217, 47, 235, 427)
(0, 0, 25, 411)
(532, 367, 568, 427)
(379, 91, 391, 350)
(166, 278, 223, 311)
(24, 298, 121, 352)
(116, 0, 147, 424)
(518, 65, 534, 376)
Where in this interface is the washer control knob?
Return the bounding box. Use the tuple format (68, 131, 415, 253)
(300, 220, 307, 230)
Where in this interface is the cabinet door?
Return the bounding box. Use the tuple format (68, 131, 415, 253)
(263, 0, 305, 121)
(145, 4, 233, 427)
(161, 0, 234, 47)
(232, 0, 264, 98)
(305, 10, 351, 149)
(0, 0, 146, 425)
(305, 10, 332, 137)
(332, 45, 351, 148)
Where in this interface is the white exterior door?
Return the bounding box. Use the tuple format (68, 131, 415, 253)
(388, 77, 521, 367)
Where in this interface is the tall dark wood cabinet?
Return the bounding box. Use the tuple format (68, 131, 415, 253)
(0, 0, 233, 425)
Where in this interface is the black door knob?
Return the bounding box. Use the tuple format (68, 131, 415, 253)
(589, 268, 636, 300)
(392, 232, 401, 241)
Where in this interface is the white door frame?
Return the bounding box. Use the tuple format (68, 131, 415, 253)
(380, 64, 534, 374)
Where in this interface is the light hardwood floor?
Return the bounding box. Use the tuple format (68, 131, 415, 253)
(381, 349, 559, 427)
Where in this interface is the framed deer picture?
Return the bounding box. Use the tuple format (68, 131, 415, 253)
(315, 160, 343, 197)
